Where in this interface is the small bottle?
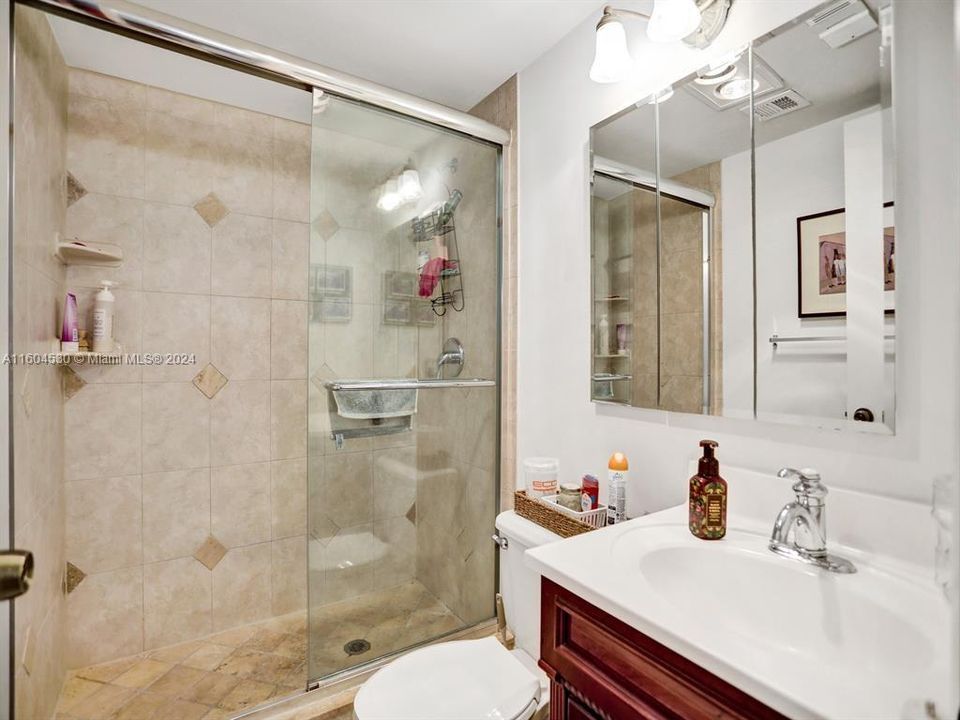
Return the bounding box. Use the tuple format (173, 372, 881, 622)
(689, 440, 727, 540)
(60, 293, 79, 353)
(606, 452, 628, 525)
(598, 316, 610, 355)
(581, 474, 599, 511)
(91, 280, 116, 353)
(557, 483, 582, 511)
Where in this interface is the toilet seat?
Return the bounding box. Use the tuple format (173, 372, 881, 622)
(353, 636, 541, 720)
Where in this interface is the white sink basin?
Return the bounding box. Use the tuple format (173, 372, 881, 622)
(526, 496, 953, 720)
(618, 526, 936, 676)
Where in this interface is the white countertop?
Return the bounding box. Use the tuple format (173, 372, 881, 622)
(524, 467, 953, 720)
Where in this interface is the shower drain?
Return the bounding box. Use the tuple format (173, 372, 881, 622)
(343, 639, 371, 656)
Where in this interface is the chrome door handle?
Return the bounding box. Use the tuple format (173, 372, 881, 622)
(0, 550, 33, 601)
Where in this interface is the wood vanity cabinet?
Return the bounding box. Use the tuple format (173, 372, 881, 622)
(539, 578, 788, 720)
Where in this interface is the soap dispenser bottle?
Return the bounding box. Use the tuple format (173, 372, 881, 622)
(689, 440, 726, 540)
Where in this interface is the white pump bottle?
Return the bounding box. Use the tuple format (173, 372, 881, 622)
(92, 280, 116, 353)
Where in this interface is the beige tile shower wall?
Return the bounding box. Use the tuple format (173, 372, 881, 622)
(671, 162, 723, 414)
(12, 8, 69, 720)
(658, 195, 705, 414)
(61, 68, 311, 668)
(468, 75, 517, 511)
(631, 190, 659, 408)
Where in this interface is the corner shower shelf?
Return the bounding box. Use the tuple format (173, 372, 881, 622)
(55, 239, 123, 266)
(51, 344, 124, 365)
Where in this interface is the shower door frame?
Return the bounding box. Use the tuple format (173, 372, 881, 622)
(1, 1, 13, 717)
(17, 0, 509, 146)
(5, 0, 507, 709)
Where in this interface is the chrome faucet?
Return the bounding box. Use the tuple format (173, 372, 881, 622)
(769, 468, 856, 574)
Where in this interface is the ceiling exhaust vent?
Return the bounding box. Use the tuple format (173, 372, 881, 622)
(745, 90, 812, 122)
(805, 0, 877, 49)
(806, 0, 863, 29)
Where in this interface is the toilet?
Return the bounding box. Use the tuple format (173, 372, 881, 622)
(353, 511, 559, 720)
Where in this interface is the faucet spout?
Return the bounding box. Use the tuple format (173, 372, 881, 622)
(770, 502, 827, 557)
(768, 468, 856, 574)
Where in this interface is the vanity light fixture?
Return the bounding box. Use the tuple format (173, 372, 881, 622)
(377, 166, 422, 212)
(647, 0, 702, 43)
(590, 0, 734, 83)
(376, 176, 401, 212)
(397, 168, 423, 202)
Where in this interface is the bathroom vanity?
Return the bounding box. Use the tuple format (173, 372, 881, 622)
(539, 577, 785, 719)
(526, 466, 952, 720)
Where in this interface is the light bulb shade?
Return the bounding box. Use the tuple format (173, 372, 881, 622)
(647, 0, 702, 43)
(377, 177, 400, 211)
(398, 169, 422, 202)
(590, 18, 631, 83)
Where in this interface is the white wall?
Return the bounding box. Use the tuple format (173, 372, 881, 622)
(515, 0, 958, 525)
(722, 109, 896, 426)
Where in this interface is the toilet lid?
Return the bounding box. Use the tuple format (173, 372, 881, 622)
(353, 637, 540, 720)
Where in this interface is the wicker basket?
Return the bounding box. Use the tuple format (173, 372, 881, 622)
(514, 490, 595, 538)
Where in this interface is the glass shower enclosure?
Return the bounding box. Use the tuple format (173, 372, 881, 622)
(306, 91, 501, 682)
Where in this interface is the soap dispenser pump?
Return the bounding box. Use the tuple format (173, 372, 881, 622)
(689, 440, 727, 540)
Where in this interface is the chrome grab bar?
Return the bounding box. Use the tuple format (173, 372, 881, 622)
(323, 378, 495, 391)
(769, 333, 895, 348)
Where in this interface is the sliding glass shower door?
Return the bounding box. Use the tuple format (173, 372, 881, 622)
(306, 91, 501, 682)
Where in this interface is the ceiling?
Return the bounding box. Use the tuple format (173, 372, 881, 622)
(594, 8, 883, 177)
(48, 0, 603, 117)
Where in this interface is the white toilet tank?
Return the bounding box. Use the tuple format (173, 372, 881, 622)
(495, 510, 561, 660)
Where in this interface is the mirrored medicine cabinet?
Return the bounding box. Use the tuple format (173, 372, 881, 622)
(590, 0, 896, 434)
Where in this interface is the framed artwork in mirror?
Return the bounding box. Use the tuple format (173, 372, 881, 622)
(797, 202, 895, 318)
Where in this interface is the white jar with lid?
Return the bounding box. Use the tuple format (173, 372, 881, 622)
(523, 457, 558, 499)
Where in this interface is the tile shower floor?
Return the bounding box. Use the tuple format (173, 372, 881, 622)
(53, 580, 461, 720)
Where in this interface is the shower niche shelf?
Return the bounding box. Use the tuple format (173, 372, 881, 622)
(54, 238, 123, 266)
(411, 190, 464, 316)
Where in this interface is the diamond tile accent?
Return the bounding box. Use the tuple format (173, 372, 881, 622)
(311, 209, 340, 241)
(193, 363, 228, 399)
(405, 503, 416, 525)
(194, 536, 227, 571)
(193, 192, 229, 227)
(66, 172, 87, 207)
(62, 365, 87, 400)
(65, 561, 86, 594)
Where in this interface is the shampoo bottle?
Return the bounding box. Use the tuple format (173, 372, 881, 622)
(60, 293, 79, 353)
(91, 281, 116, 353)
(598, 316, 610, 355)
(689, 440, 727, 540)
(606, 452, 628, 525)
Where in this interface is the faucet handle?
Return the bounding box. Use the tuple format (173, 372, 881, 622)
(777, 467, 827, 500)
